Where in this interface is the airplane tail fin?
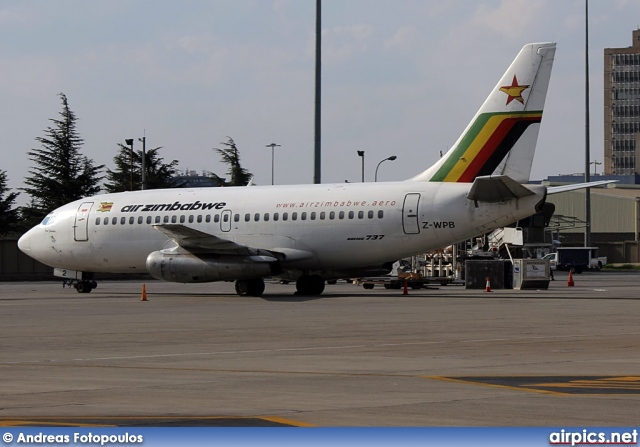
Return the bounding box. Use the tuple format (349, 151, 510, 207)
(409, 42, 556, 184)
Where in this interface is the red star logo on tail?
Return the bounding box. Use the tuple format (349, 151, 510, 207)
(499, 75, 530, 105)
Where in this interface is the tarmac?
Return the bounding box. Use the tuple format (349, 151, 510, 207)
(1, 271, 639, 427)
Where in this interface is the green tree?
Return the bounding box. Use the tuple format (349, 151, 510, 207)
(104, 144, 180, 193)
(213, 137, 253, 186)
(21, 93, 103, 226)
(0, 170, 19, 236)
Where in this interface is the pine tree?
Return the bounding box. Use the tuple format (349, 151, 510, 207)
(214, 137, 253, 186)
(104, 144, 180, 193)
(21, 93, 103, 224)
(0, 170, 19, 236)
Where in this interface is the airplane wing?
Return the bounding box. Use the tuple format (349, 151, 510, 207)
(467, 175, 535, 203)
(152, 224, 277, 260)
(547, 180, 618, 194)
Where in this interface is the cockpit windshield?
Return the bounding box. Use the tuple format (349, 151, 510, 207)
(40, 213, 56, 226)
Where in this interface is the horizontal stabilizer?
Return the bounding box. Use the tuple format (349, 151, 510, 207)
(467, 175, 535, 203)
(547, 180, 617, 194)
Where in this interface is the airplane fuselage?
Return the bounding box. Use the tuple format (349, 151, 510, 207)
(19, 181, 546, 280)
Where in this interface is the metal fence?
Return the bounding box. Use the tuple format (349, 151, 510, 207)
(0, 238, 52, 280)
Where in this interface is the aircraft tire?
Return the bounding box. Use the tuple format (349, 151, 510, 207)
(75, 281, 92, 294)
(235, 278, 265, 297)
(295, 275, 325, 295)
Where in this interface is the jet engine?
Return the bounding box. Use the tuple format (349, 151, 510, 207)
(146, 251, 278, 283)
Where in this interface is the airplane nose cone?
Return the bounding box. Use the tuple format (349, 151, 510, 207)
(18, 232, 31, 254)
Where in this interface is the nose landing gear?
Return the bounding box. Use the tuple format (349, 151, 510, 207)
(74, 280, 98, 294)
(62, 278, 97, 293)
(56, 269, 97, 294)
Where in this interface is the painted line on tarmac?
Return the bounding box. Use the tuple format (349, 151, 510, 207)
(426, 375, 640, 395)
(0, 416, 313, 427)
(0, 420, 112, 427)
(425, 376, 565, 396)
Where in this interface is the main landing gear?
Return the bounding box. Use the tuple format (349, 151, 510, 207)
(235, 278, 266, 297)
(234, 275, 326, 297)
(295, 275, 325, 296)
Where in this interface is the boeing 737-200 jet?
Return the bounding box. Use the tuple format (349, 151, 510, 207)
(17, 42, 611, 296)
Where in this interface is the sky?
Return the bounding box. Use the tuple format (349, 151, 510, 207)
(2, 0, 640, 205)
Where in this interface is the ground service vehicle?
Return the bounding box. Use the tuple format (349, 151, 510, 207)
(543, 247, 607, 273)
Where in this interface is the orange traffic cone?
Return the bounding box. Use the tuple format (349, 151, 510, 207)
(485, 277, 492, 292)
(567, 270, 574, 287)
(403, 279, 408, 295)
(141, 283, 148, 301)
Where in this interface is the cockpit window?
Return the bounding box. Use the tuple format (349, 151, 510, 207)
(40, 213, 56, 226)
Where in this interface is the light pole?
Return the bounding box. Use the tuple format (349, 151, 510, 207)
(584, 0, 591, 248)
(375, 155, 397, 182)
(590, 160, 601, 175)
(125, 139, 134, 191)
(138, 135, 146, 190)
(357, 150, 365, 182)
(314, 0, 321, 184)
(266, 143, 281, 185)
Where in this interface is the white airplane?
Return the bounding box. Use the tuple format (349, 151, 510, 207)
(17, 42, 610, 296)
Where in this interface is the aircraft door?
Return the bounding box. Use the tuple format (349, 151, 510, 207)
(74, 202, 94, 241)
(220, 209, 232, 232)
(402, 193, 420, 234)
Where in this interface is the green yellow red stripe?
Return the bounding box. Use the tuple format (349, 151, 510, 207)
(430, 111, 543, 182)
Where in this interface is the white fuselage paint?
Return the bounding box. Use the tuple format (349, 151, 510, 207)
(19, 181, 546, 278)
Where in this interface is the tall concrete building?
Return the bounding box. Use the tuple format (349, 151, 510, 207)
(604, 29, 640, 175)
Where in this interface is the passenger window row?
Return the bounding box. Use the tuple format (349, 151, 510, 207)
(94, 210, 385, 226)
(95, 214, 209, 226)
(243, 210, 384, 222)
